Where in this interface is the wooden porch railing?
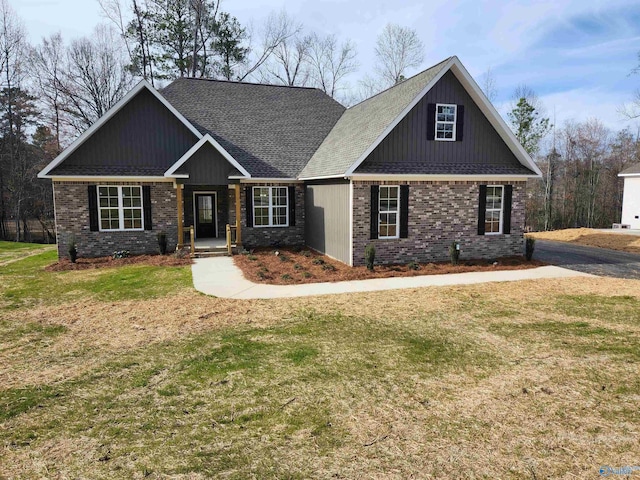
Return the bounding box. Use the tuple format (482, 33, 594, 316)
(226, 224, 238, 256)
(189, 225, 195, 257)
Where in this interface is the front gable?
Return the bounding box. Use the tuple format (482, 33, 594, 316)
(40, 82, 202, 178)
(356, 70, 531, 175)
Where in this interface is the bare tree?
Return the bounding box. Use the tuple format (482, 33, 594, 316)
(237, 10, 300, 81)
(30, 32, 65, 151)
(261, 33, 311, 86)
(60, 25, 134, 133)
(306, 32, 358, 99)
(480, 67, 498, 103)
(374, 23, 424, 86)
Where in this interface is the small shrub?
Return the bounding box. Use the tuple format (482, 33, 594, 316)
(365, 243, 375, 270)
(312, 258, 325, 265)
(247, 255, 258, 261)
(301, 250, 312, 258)
(281, 274, 292, 281)
(259, 266, 269, 274)
(302, 271, 312, 278)
(112, 250, 130, 259)
(525, 237, 536, 261)
(322, 263, 336, 271)
(293, 263, 303, 270)
(157, 231, 168, 255)
(174, 248, 189, 259)
(68, 239, 78, 264)
(407, 261, 420, 271)
(257, 271, 267, 279)
(279, 254, 290, 262)
(449, 241, 460, 266)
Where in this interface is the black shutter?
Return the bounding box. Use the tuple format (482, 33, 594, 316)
(477, 185, 487, 235)
(370, 185, 379, 240)
(456, 105, 464, 142)
(142, 186, 152, 230)
(88, 185, 99, 232)
(245, 187, 253, 227)
(288, 186, 296, 226)
(399, 185, 409, 238)
(503, 185, 513, 234)
(426, 103, 436, 141)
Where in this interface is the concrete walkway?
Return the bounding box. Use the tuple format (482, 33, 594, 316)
(191, 257, 593, 299)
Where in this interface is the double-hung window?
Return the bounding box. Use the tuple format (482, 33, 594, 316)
(484, 186, 503, 234)
(98, 186, 143, 231)
(435, 104, 457, 141)
(253, 186, 288, 227)
(379, 186, 400, 239)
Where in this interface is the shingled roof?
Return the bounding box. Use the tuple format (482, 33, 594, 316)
(620, 163, 640, 176)
(161, 79, 345, 178)
(299, 58, 452, 179)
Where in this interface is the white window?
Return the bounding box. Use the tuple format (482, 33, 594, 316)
(379, 186, 399, 239)
(253, 186, 288, 227)
(435, 104, 456, 141)
(485, 186, 504, 234)
(98, 186, 143, 231)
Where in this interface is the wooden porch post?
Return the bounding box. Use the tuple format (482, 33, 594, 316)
(235, 184, 242, 245)
(176, 183, 184, 249)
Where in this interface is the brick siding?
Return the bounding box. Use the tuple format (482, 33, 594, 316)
(352, 180, 526, 266)
(53, 181, 178, 259)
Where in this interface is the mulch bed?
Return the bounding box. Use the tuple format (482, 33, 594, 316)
(234, 247, 546, 285)
(45, 254, 193, 272)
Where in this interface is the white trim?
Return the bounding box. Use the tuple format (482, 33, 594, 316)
(349, 180, 354, 266)
(435, 103, 457, 141)
(343, 56, 542, 177)
(164, 134, 251, 179)
(618, 172, 640, 177)
(297, 174, 347, 181)
(484, 185, 504, 235)
(252, 186, 289, 228)
(239, 177, 302, 183)
(349, 174, 534, 182)
(39, 80, 203, 179)
(51, 176, 172, 182)
(378, 185, 400, 239)
(97, 185, 144, 232)
(193, 191, 218, 239)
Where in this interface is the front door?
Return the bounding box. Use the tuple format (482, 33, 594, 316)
(195, 193, 216, 238)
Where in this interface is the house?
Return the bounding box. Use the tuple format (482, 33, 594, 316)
(39, 56, 542, 266)
(619, 163, 640, 229)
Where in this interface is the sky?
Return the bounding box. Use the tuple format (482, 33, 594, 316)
(12, 0, 640, 134)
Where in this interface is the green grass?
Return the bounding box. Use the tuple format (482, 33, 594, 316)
(0, 248, 193, 309)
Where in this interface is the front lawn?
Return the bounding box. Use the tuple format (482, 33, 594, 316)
(2, 242, 640, 478)
(234, 246, 544, 284)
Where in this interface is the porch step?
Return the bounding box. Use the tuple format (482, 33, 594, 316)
(192, 250, 229, 258)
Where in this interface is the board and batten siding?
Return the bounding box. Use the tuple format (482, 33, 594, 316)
(357, 70, 522, 173)
(305, 181, 351, 265)
(51, 88, 198, 175)
(174, 142, 241, 185)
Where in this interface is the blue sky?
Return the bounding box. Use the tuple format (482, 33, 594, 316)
(13, 0, 640, 133)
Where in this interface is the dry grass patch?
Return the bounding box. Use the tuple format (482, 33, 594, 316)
(3, 243, 640, 478)
(529, 227, 640, 254)
(235, 246, 544, 284)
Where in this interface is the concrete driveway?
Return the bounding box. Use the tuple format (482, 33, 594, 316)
(535, 240, 640, 279)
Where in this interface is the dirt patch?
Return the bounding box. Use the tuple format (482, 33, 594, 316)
(234, 247, 546, 285)
(529, 228, 640, 254)
(45, 254, 192, 271)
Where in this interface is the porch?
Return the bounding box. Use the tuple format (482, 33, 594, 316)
(175, 183, 241, 257)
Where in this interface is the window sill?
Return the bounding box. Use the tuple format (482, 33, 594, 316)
(435, 138, 456, 142)
(252, 225, 290, 228)
(98, 228, 145, 232)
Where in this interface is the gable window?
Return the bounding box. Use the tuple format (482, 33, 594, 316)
(435, 104, 457, 141)
(484, 186, 503, 234)
(253, 187, 288, 227)
(379, 186, 400, 239)
(98, 186, 143, 231)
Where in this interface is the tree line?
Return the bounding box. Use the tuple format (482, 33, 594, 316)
(0, 0, 638, 242)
